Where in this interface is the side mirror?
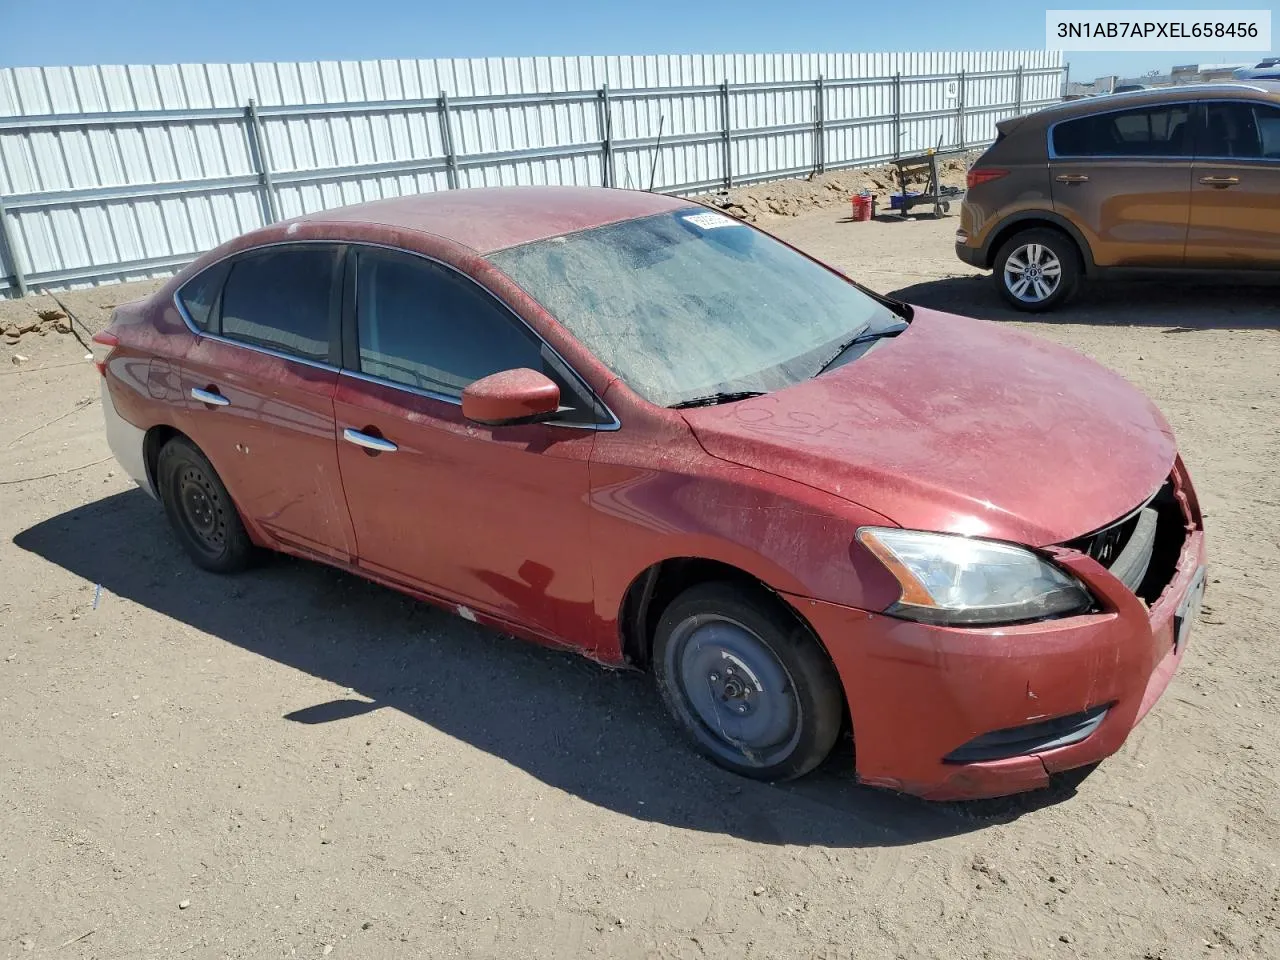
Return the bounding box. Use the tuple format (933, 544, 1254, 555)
(462, 368, 561, 426)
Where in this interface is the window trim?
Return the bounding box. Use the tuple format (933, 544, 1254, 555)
(1047, 97, 1280, 162)
(341, 242, 620, 431)
(173, 239, 345, 372)
(174, 238, 620, 431)
(1047, 100, 1197, 161)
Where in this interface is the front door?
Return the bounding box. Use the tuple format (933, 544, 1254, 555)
(178, 244, 357, 562)
(1187, 100, 1280, 268)
(332, 247, 603, 647)
(1049, 101, 1193, 267)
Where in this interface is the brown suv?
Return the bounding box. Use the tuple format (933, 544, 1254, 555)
(956, 82, 1280, 311)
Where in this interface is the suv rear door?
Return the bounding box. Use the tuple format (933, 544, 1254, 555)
(1187, 100, 1280, 267)
(1048, 101, 1194, 266)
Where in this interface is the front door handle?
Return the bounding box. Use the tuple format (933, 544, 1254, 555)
(1055, 174, 1090, 183)
(1199, 175, 1240, 187)
(191, 387, 230, 407)
(343, 427, 398, 453)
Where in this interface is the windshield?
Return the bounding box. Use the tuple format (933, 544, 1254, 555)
(487, 209, 897, 408)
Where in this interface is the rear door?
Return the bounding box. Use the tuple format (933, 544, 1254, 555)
(177, 244, 358, 562)
(1187, 100, 1280, 267)
(1049, 101, 1194, 266)
(332, 246, 603, 646)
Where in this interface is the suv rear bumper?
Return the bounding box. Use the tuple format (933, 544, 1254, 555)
(955, 240, 985, 269)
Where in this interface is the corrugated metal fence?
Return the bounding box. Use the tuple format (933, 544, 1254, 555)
(0, 51, 1063, 298)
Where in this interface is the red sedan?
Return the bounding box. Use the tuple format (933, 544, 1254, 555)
(93, 187, 1207, 800)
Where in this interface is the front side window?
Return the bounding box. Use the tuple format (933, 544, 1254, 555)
(488, 210, 899, 408)
(1053, 104, 1191, 158)
(1201, 102, 1280, 159)
(218, 247, 339, 362)
(353, 249, 596, 422)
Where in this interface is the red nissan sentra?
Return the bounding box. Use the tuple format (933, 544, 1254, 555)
(93, 187, 1207, 800)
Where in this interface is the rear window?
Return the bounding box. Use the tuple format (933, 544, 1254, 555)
(1053, 104, 1191, 157)
(218, 247, 340, 362)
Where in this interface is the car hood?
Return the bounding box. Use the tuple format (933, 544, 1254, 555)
(682, 308, 1176, 547)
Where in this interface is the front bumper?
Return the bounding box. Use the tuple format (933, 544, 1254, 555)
(789, 466, 1206, 801)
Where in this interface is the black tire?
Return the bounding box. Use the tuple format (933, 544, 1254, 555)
(992, 227, 1081, 312)
(156, 436, 256, 573)
(652, 581, 844, 782)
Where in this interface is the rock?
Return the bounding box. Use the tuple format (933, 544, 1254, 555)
(17, 321, 39, 334)
(21, 939, 34, 951)
(361, 922, 373, 931)
(36, 309, 66, 322)
(752, 886, 766, 896)
(1059, 934, 1072, 944)
(11, 354, 29, 365)
(323, 945, 333, 956)
(54, 320, 72, 334)
(179, 899, 191, 910)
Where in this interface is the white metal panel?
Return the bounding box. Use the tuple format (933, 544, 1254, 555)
(0, 50, 1062, 297)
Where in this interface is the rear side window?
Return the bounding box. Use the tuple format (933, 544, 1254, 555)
(354, 249, 596, 422)
(219, 247, 340, 362)
(1201, 102, 1280, 159)
(177, 262, 230, 332)
(1053, 104, 1191, 158)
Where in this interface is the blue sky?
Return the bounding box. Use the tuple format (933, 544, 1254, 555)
(2, 0, 1275, 81)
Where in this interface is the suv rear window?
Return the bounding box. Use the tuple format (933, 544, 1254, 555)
(1053, 104, 1191, 158)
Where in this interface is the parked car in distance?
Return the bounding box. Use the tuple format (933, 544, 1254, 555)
(957, 81, 1280, 311)
(1111, 83, 1149, 93)
(95, 186, 1206, 800)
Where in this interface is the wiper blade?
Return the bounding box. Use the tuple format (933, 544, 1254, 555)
(669, 390, 766, 409)
(813, 323, 905, 376)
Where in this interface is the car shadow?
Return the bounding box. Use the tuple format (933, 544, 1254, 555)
(888, 274, 1280, 329)
(14, 489, 1094, 848)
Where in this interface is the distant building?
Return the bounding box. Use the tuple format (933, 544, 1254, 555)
(1171, 63, 1252, 83)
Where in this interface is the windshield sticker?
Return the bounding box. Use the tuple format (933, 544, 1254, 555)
(681, 211, 737, 230)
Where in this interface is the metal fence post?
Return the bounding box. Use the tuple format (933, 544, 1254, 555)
(1014, 65, 1024, 115)
(814, 75, 826, 175)
(0, 192, 28, 298)
(956, 70, 967, 150)
(598, 84, 615, 188)
(720, 79, 732, 190)
(1062, 62, 1071, 99)
(892, 73, 902, 159)
(438, 91, 460, 189)
(245, 99, 279, 224)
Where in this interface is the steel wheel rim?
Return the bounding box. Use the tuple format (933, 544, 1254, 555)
(1004, 243, 1063, 302)
(664, 614, 802, 769)
(177, 466, 227, 555)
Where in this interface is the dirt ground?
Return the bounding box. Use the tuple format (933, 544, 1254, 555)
(1, 206, 1278, 960)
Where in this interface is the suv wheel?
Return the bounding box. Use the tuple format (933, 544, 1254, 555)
(993, 228, 1080, 312)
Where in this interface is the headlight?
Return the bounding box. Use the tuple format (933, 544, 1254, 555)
(857, 527, 1092, 626)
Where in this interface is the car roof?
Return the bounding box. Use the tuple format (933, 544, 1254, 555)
(293, 185, 695, 254)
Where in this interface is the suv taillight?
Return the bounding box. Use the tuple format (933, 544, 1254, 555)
(966, 168, 1009, 189)
(90, 329, 119, 376)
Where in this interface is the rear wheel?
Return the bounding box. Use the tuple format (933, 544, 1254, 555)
(652, 582, 844, 782)
(993, 227, 1080, 312)
(156, 437, 255, 573)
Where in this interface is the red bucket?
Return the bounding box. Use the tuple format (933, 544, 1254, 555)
(851, 194, 873, 221)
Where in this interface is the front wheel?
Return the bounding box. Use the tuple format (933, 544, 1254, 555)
(993, 228, 1081, 312)
(653, 582, 844, 782)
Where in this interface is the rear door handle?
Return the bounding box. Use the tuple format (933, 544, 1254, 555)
(343, 428, 398, 453)
(1199, 175, 1240, 187)
(191, 387, 230, 407)
(1055, 174, 1090, 183)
